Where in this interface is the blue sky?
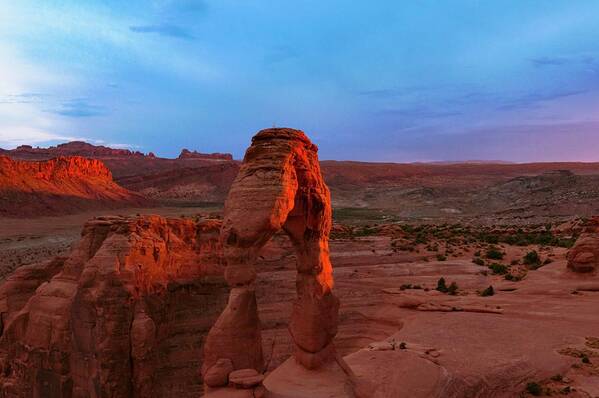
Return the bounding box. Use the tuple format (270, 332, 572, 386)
(1, 1, 599, 161)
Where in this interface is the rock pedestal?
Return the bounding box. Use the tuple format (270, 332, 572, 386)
(203, 128, 339, 377)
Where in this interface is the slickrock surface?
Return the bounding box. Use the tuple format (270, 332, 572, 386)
(0, 156, 148, 217)
(203, 128, 339, 379)
(0, 215, 227, 397)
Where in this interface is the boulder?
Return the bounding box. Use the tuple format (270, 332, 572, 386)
(568, 235, 599, 273)
(229, 368, 265, 388)
(204, 358, 235, 387)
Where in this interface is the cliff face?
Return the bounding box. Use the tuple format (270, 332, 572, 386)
(0, 156, 148, 217)
(0, 215, 227, 398)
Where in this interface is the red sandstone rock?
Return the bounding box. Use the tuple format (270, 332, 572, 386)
(228, 368, 264, 389)
(203, 128, 339, 374)
(567, 235, 599, 273)
(0, 156, 148, 217)
(204, 358, 235, 387)
(0, 215, 227, 397)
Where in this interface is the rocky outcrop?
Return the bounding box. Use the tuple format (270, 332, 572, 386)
(178, 149, 233, 161)
(5, 141, 146, 160)
(203, 128, 339, 383)
(0, 156, 148, 217)
(0, 215, 227, 397)
(567, 217, 599, 273)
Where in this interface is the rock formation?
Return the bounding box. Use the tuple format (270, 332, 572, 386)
(0, 156, 148, 217)
(178, 148, 233, 161)
(567, 217, 599, 273)
(3, 141, 146, 160)
(0, 215, 227, 397)
(203, 127, 339, 385)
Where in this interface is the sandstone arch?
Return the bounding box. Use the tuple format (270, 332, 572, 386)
(203, 128, 339, 377)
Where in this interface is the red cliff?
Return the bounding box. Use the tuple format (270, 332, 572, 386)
(0, 215, 227, 397)
(0, 156, 148, 217)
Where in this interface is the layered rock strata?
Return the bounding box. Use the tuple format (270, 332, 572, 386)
(0, 215, 227, 397)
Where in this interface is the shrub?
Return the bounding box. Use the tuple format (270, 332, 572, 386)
(523, 251, 541, 267)
(485, 247, 504, 260)
(472, 257, 485, 266)
(436, 278, 448, 293)
(436, 254, 447, 261)
(447, 282, 459, 295)
(526, 382, 542, 396)
(489, 263, 508, 275)
(505, 273, 523, 282)
(582, 355, 591, 364)
(481, 285, 494, 297)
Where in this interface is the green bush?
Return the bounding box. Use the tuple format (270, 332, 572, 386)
(526, 382, 542, 396)
(485, 247, 504, 260)
(523, 251, 541, 267)
(489, 263, 508, 275)
(436, 278, 448, 293)
(448, 282, 459, 295)
(436, 254, 447, 261)
(472, 257, 485, 266)
(504, 273, 523, 282)
(481, 285, 494, 297)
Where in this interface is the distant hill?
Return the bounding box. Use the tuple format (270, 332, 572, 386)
(0, 156, 148, 217)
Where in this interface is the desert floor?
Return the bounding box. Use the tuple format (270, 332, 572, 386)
(2, 207, 598, 397)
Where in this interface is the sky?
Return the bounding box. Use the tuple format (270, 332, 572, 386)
(1, 0, 599, 162)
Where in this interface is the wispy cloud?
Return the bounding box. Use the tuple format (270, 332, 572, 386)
(50, 99, 106, 118)
(378, 107, 462, 119)
(530, 56, 569, 67)
(129, 24, 195, 40)
(496, 88, 587, 110)
(0, 93, 48, 104)
(530, 54, 596, 68)
(357, 85, 434, 98)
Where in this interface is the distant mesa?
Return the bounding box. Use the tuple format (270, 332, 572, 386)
(0, 155, 148, 217)
(0, 141, 234, 162)
(178, 148, 233, 161)
(7, 141, 146, 159)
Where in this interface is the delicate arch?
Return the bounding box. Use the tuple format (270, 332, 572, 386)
(203, 128, 339, 377)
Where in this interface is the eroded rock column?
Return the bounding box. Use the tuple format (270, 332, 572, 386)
(203, 128, 339, 381)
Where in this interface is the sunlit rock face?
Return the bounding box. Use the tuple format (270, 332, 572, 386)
(0, 215, 227, 398)
(203, 128, 339, 380)
(0, 155, 148, 217)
